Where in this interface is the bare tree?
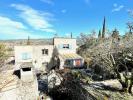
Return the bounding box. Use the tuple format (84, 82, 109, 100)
(78, 32, 97, 48)
(111, 28, 120, 39)
(127, 9, 133, 34)
(98, 49, 133, 93)
(84, 35, 133, 93)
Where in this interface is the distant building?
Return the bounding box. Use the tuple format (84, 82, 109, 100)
(15, 37, 84, 72)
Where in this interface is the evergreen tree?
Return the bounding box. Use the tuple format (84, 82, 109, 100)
(98, 29, 101, 38)
(27, 36, 30, 45)
(102, 17, 106, 38)
(71, 32, 73, 38)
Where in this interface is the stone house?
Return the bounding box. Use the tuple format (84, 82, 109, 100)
(15, 37, 84, 72)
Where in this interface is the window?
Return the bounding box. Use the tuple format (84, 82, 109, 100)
(63, 44, 69, 49)
(42, 49, 48, 55)
(65, 59, 73, 67)
(22, 53, 31, 60)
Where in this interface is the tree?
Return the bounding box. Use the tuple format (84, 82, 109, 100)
(126, 9, 133, 34)
(71, 32, 73, 38)
(127, 22, 133, 34)
(0, 43, 7, 69)
(102, 17, 106, 38)
(98, 29, 101, 38)
(78, 32, 97, 48)
(87, 36, 133, 93)
(27, 36, 30, 45)
(98, 50, 133, 93)
(111, 28, 119, 39)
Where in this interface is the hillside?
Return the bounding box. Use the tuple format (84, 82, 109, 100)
(0, 38, 53, 49)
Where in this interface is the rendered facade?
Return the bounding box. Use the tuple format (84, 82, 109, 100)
(15, 37, 84, 71)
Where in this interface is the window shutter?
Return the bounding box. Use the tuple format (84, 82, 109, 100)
(22, 53, 31, 60)
(61, 44, 63, 49)
(69, 45, 72, 49)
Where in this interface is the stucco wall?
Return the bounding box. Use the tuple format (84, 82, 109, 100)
(15, 46, 33, 63)
(32, 45, 54, 69)
(53, 38, 77, 54)
(15, 38, 79, 70)
(15, 45, 54, 69)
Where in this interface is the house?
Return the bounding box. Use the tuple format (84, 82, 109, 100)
(15, 45, 53, 72)
(53, 37, 84, 69)
(15, 37, 84, 72)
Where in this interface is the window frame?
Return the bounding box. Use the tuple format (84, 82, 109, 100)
(42, 49, 49, 55)
(63, 44, 69, 49)
(22, 53, 31, 60)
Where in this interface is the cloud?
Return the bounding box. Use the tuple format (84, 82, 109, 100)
(11, 4, 56, 33)
(112, 4, 124, 12)
(0, 16, 26, 30)
(40, 0, 54, 5)
(61, 9, 67, 13)
(0, 16, 42, 39)
(113, 3, 117, 7)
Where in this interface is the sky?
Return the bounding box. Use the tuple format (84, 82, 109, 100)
(0, 0, 133, 39)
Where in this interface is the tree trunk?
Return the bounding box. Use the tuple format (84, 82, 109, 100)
(128, 79, 133, 93)
(119, 76, 133, 93)
(119, 80, 128, 92)
(115, 71, 128, 92)
(128, 84, 132, 93)
(115, 68, 133, 93)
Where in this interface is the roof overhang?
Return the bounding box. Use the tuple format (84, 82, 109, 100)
(59, 53, 83, 60)
(20, 62, 33, 68)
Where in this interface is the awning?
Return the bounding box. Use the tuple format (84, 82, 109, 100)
(60, 53, 83, 60)
(20, 62, 34, 68)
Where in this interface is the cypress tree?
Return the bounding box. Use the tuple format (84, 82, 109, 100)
(27, 36, 30, 45)
(98, 29, 101, 38)
(102, 17, 106, 38)
(71, 32, 73, 38)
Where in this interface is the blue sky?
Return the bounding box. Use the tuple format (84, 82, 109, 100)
(0, 0, 133, 39)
